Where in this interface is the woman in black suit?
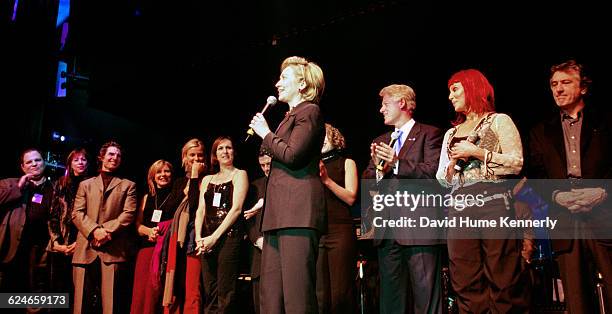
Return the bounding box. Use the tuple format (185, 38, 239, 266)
(249, 56, 326, 314)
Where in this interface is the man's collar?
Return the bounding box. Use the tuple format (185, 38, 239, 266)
(560, 109, 582, 121)
(30, 176, 47, 186)
(396, 118, 415, 133)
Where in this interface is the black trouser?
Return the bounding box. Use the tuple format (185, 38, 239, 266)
(260, 228, 320, 314)
(251, 277, 260, 314)
(316, 223, 357, 314)
(0, 244, 48, 314)
(0, 243, 47, 293)
(201, 234, 242, 314)
(447, 200, 530, 314)
(47, 252, 74, 313)
(250, 246, 261, 314)
(378, 240, 443, 314)
(557, 238, 612, 313)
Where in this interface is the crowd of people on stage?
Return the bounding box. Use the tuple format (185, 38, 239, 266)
(1, 57, 610, 314)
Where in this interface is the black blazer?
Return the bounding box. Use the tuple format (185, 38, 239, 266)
(363, 122, 444, 246)
(246, 176, 266, 278)
(528, 107, 612, 251)
(261, 101, 326, 233)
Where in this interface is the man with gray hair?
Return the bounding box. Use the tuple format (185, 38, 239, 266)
(528, 60, 612, 313)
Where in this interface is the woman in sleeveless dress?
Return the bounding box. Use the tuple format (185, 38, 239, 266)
(316, 123, 358, 314)
(194, 136, 248, 314)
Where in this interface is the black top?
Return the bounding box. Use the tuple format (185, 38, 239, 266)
(246, 177, 266, 243)
(142, 186, 178, 227)
(322, 150, 353, 225)
(140, 183, 183, 248)
(49, 175, 86, 245)
(100, 171, 114, 190)
(170, 176, 204, 254)
(203, 180, 243, 236)
(170, 176, 203, 215)
(24, 179, 53, 246)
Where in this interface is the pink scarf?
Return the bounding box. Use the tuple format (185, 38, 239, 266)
(150, 220, 172, 290)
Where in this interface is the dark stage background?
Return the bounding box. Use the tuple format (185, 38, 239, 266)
(2, 0, 611, 191)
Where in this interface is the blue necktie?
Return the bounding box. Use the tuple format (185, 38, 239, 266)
(394, 129, 403, 155)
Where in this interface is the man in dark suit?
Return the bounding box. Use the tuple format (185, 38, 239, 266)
(244, 150, 271, 314)
(363, 84, 444, 314)
(528, 60, 611, 313)
(249, 56, 326, 314)
(0, 148, 52, 295)
(72, 141, 137, 314)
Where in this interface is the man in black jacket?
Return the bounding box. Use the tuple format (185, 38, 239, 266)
(528, 60, 611, 313)
(0, 148, 52, 295)
(362, 84, 444, 314)
(244, 150, 271, 314)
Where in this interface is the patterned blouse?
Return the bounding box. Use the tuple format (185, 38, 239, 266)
(436, 113, 523, 191)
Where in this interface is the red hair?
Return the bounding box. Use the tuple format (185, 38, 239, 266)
(210, 136, 234, 172)
(448, 69, 495, 125)
(59, 148, 89, 190)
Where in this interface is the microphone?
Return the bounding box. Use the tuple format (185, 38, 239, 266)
(453, 131, 479, 172)
(376, 130, 401, 171)
(245, 96, 278, 142)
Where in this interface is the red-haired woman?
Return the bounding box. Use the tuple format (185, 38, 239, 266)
(48, 148, 90, 309)
(436, 69, 529, 313)
(317, 123, 358, 314)
(194, 136, 248, 313)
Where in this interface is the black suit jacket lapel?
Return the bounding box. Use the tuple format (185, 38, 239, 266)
(544, 117, 567, 177)
(580, 109, 596, 159)
(398, 123, 421, 159)
(275, 113, 291, 133)
(274, 102, 306, 134)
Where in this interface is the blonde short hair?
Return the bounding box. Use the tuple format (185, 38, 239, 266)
(147, 160, 173, 196)
(181, 138, 206, 171)
(281, 56, 325, 104)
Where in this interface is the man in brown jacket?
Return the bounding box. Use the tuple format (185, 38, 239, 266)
(1, 148, 52, 294)
(72, 141, 137, 314)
